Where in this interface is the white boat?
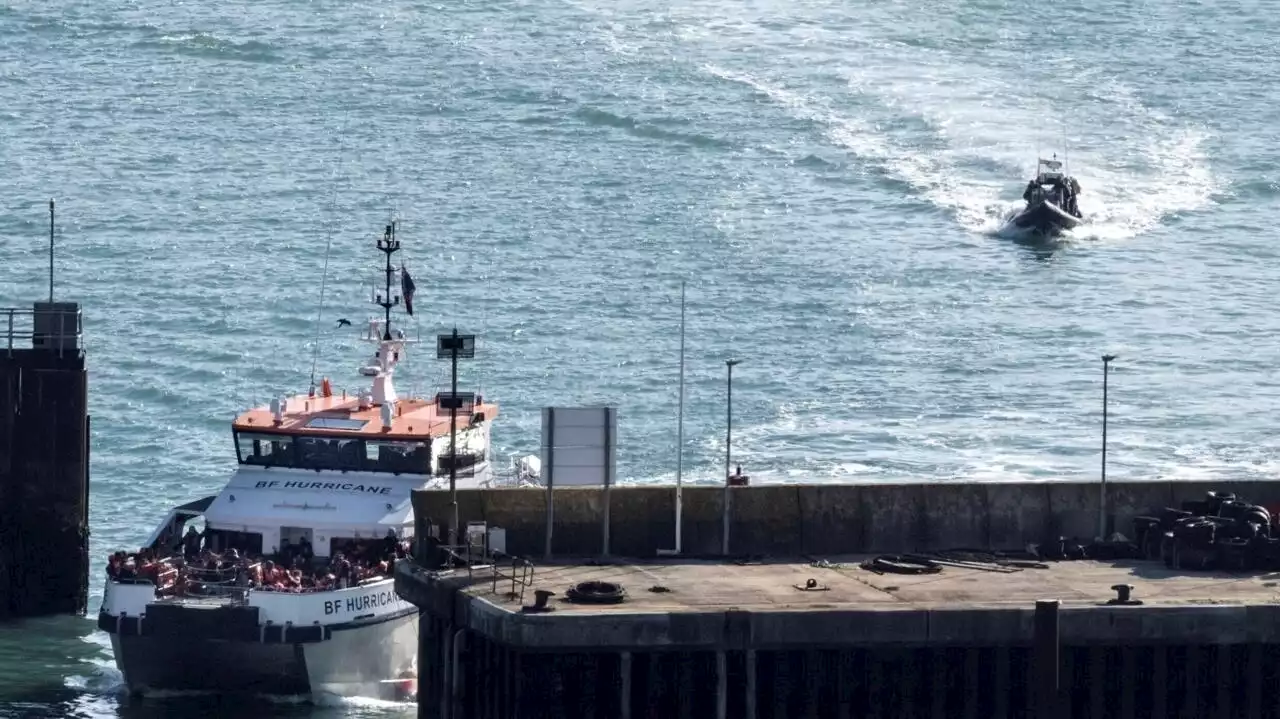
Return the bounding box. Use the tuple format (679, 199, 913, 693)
(97, 221, 501, 699)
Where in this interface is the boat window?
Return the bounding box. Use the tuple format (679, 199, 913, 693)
(234, 431, 430, 473)
(329, 535, 397, 560)
(437, 451, 483, 476)
(366, 440, 431, 474)
(237, 433, 296, 467)
(296, 436, 364, 471)
(205, 528, 263, 557)
(434, 427, 485, 476)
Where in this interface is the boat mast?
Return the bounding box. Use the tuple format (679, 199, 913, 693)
(376, 222, 398, 340)
(361, 221, 409, 408)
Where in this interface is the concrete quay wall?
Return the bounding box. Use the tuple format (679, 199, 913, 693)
(412, 479, 1280, 557)
(395, 561, 1280, 719)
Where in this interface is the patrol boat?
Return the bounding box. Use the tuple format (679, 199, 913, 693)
(97, 221, 498, 698)
(1009, 156, 1084, 234)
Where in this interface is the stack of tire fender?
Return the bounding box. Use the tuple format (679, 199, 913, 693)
(1131, 491, 1277, 572)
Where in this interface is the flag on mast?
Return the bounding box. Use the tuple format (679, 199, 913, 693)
(401, 264, 416, 316)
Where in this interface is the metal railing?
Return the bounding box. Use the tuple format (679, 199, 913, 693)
(434, 542, 536, 606)
(492, 555, 535, 605)
(158, 561, 257, 605)
(2, 306, 83, 358)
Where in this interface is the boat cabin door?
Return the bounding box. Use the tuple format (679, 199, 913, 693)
(279, 526, 314, 557)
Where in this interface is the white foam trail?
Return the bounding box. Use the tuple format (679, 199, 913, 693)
(570, 0, 1214, 238)
(705, 64, 1020, 232)
(1062, 127, 1217, 241)
(312, 692, 416, 710)
(571, 0, 1220, 246)
(707, 54, 1218, 241)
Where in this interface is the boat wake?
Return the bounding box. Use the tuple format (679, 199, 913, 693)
(561, 0, 1222, 243)
(704, 63, 1217, 242)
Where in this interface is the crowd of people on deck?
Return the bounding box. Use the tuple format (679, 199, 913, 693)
(106, 526, 411, 597)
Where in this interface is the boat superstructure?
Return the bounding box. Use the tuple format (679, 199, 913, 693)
(1010, 156, 1084, 234)
(98, 221, 498, 699)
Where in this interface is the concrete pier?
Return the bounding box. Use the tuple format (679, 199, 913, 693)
(0, 302, 89, 619)
(398, 482, 1280, 718)
(407, 481, 1280, 559)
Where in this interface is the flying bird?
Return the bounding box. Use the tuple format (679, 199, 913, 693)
(336, 318, 352, 328)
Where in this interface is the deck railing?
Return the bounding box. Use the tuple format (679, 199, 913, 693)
(2, 305, 83, 358)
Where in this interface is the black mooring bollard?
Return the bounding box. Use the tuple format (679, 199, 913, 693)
(1034, 599, 1061, 719)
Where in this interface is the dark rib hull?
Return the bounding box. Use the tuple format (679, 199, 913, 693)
(1012, 200, 1081, 234)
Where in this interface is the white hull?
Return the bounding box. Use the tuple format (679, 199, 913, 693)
(108, 609, 418, 699)
(100, 578, 419, 700)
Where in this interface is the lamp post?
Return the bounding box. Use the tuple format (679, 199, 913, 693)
(722, 358, 740, 555)
(437, 328, 476, 549)
(725, 359, 740, 482)
(1099, 354, 1117, 540)
(48, 199, 55, 303)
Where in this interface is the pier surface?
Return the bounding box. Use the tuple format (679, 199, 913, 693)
(409, 556, 1280, 648)
(474, 556, 1274, 611)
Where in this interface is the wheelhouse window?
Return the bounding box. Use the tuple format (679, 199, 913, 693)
(236, 433, 295, 467)
(233, 431, 430, 474)
(434, 426, 484, 476)
(296, 436, 364, 471)
(366, 440, 431, 474)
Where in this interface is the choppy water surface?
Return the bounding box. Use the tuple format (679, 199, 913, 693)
(1, 0, 1277, 714)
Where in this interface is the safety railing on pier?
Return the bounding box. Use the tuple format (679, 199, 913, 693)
(2, 306, 83, 358)
(436, 542, 536, 606)
(492, 555, 535, 605)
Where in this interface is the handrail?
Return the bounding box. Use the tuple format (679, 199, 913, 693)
(2, 306, 83, 358)
(428, 543, 535, 605)
(493, 555, 534, 605)
(112, 555, 398, 599)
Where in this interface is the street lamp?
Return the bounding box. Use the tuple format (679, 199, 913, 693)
(725, 359, 741, 482)
(437, 328, 476, 549)
(722, 358, 741, 555)
(1099, 354, 1117, 540)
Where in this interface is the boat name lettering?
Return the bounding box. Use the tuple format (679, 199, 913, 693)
(324, 589, 400, 616)
(253, 480, 392, 495)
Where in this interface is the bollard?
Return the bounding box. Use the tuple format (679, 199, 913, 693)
(1107, 584, 1142, 606)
